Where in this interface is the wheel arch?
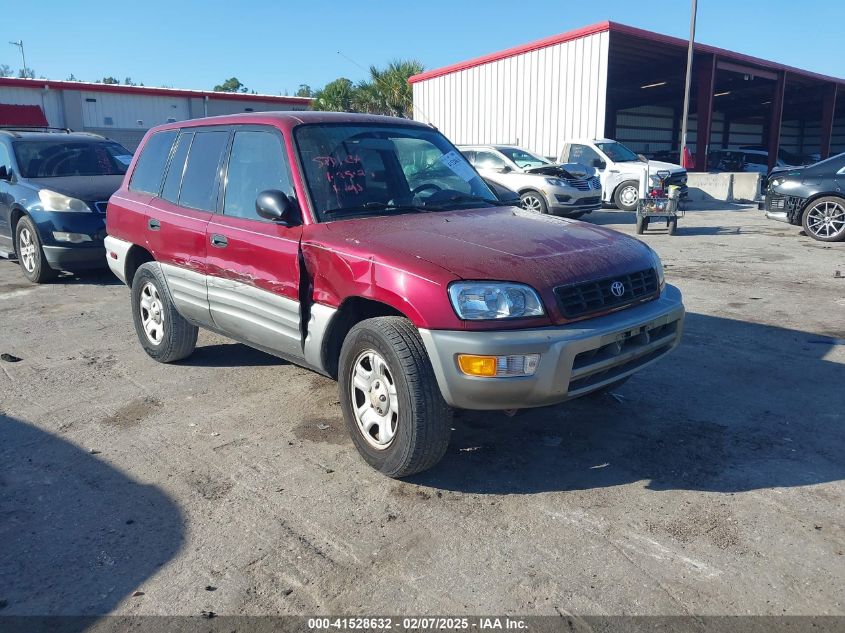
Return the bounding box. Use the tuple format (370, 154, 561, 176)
(320, 296, 406, 379)
(9, 205, 28, 252)
(124, 244, 155, 286)
(799, 191, 845, 216)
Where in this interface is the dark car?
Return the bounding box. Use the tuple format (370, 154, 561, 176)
(760, 152, 845, 242)
(0, 129, 132, 282)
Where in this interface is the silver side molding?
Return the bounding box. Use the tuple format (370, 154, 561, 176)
(159, 263, 212, 325)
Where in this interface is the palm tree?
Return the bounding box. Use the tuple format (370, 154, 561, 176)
(311, 78, 355, 112)
(368, 60, 423, 118)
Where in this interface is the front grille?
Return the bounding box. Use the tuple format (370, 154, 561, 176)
(767, 193, 787, 210)
(569, 176, 602, 191)
(95, 201, 108, 214)
(554, 268, 659, 319)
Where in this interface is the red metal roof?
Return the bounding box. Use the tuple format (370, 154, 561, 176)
(0, 103, 49, 127)
(0, 77, 313, 105)
(409, 21, 845, 86)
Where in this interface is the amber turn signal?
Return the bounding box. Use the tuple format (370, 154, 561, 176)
(457, 354, 498, 377)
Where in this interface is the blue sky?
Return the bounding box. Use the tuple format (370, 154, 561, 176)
(4, 0, 843, 94)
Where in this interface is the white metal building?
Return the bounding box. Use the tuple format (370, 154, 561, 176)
(0, 77, 312, 150)
(411, 21, 845, 171)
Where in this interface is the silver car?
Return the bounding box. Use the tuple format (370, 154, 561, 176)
(459, 145, 602, 217)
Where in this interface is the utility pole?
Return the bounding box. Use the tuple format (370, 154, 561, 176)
(679, 0, 698, 169)
(9, 40, 28, 77)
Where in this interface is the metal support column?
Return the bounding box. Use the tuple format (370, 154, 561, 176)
(820, 83, 838, 160)
(694, 54, 716, 172)
(767, 71, 786, 172)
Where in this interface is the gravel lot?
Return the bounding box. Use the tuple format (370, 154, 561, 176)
(1, 204, 843, 617)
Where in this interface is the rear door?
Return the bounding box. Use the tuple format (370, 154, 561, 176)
(145, 127, 230, 326)
(205, 126, 304, 359)
(0, 140, 14, 251)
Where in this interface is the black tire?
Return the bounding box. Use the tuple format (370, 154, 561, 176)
(520, 190, 548, 214)
(636, 214, 647, 234)
(801, 196, 845, 242)
(614, 181, 640, 211)
(668, 218, 678, 235)
(130, 262, 198, 363)
(338, 316, 452, 478)
(15, 216, 57, 284)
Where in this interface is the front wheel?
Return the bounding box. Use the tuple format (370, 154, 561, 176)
(520, 191, 548, 214)
(614, 181, 640, 212)
(131, 262, 198, 363)
(338, 317, 452, 478)
(636, 214, 648, 234)
(15, 216, 57, 283)
(802, 196, 845, 242)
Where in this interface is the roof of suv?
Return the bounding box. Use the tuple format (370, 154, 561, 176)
(152, 111, 432, 134)
(0, 129, 108, 141)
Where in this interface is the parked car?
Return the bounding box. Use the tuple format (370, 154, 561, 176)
(559, 138, 688, 211)
(0, 128, 131, 282)
(458, 145, 601, 218)
(737, 145, 809, 167)
(708, 148, 792, 174)
(760, 151, 845, 242)
(105, 112, 685, 477)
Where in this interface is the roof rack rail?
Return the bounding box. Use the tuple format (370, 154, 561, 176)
(0, 126, 73, 134)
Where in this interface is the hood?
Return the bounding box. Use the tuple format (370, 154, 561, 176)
(646, 159, 685, 175)
(524, 163, 597, 179)
(27, 175, 124, 203)
(320, 207, 655, 298)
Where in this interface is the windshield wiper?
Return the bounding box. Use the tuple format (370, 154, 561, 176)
(323, 201, 428, 216)
(421, 194, 511, 210)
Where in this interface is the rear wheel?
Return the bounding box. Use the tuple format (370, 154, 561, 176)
(636, 214, 648, 234)
(668, 218, 678, 235)
(131, 262, 198, 363)
(802, 196, 845, 242)
(614, 181, 640, 211)
(15, 216, 57, 284)
(520, 191, 548, 214)
(339, 316, 452, 478)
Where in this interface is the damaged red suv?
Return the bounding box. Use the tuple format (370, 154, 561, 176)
(105, 112, 684, 477)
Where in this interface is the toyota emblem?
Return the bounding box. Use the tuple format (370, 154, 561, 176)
(610, 281, 625, 297)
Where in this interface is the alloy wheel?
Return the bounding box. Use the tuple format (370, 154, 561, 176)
(620, 185, 639, 207)
(139, 282, 166, 345)
(18, 227, 37, 273)
(805, 200, 845, 239)
(350, 349, 399, 450)
(521, 194, 543, 212)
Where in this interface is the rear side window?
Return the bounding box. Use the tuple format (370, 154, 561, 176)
(160, 132, 193, 203)
(130, 131, 177, 194)
(178, 131, 229, 211)
(223, 130, 293, 220)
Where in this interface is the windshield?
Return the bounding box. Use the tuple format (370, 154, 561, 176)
(595, 141, 640, 163)
(295, 123, 498, 220)
(13, 140, 132, 178)
(496, 147, 550, 169)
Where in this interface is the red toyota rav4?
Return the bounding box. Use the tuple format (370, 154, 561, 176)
(105, 112, 684, 477)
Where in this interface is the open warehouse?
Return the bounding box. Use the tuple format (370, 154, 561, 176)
(0, 77, 312, 150)
(410, 21, 845, 171)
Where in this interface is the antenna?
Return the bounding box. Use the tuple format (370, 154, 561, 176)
(335, 50, 435, 127)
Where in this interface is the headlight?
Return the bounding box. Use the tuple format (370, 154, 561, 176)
(448, 282, 545, 320)
(650, 249, 665, 290)
(769, 177, 784, 188)
(38, 189, 91, 212)
(545, 177, 568, 187)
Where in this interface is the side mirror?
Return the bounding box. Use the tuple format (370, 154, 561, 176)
(637, 154, 648, 162)
(498, 165, 512, 173)
(0, 165, 10, 181)
(592, 159, 606, 170)
(255, 189, 296, 224)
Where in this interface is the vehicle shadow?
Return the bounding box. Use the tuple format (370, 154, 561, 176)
(0, 260, 121, 286)
(411, 312, 845, 495)
(180, 342, 288, 368)
(0, 415, 184, 624)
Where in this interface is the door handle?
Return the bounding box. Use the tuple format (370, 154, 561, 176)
(147, 218, 161, 231)
(210, 234, 228, 248)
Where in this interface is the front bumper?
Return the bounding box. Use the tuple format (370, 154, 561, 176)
(43, 245, 107, 271)
(542, 186, 602, 215)
(419, 284, 684, 410)
(760, 191, 805, 224)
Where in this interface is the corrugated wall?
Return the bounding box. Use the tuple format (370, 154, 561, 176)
(0, 85, 65, 126)
(412, 31, 609, 158)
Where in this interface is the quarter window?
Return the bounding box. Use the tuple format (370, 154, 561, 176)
(130, 130, 177, 195)
(160, 132, 193, 203)
(178, 130, 229, 211)
(223, 131, 293, 220)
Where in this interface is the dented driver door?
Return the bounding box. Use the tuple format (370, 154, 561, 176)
(205, 126, 305, 360)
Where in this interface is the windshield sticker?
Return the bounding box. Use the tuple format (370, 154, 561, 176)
(314, 155, 366, 196)
(115, 155, 133, 166)
(439, 150, 477, 182)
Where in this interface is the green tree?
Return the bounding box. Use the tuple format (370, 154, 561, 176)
(101, 76, 120, 85)
(311, 78, 355, 112)
(214, 77, 248, 93)
(17, 67, 35, 79)
(66, 73, 80, 81)
(0, 64, 12, 78)
(368, 60, 423, 118)
(295, 84, 313, 97)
